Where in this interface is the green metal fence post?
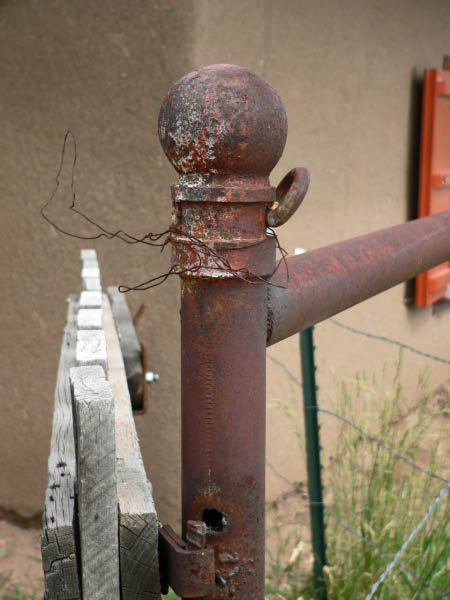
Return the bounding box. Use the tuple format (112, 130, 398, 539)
(300, 325, 327, 599)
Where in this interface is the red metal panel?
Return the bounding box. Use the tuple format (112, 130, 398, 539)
(415, 69, 450, 306)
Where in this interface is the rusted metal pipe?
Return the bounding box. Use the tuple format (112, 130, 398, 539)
(158, 62, 450, 599)
(159, 64, 290, 599)
(180, 278, 267, 598)
(267, 210, 450, 346)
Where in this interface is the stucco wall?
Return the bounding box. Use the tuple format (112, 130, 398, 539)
(1, 0, 449, 526)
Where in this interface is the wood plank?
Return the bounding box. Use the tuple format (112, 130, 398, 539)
(81, 266, 100, 279)
(107, 286, 145, 412)
(41, 296, 81, 600)
(82, 277, 102, 291)
(79, 290, 102, 308)
(80, 253, 99, 275)
(76, 329, 107, 370)
(77, 308, 103, 330)
(80, 249, 97, 261)
(102, 294, 161, 599)
(80, 249, 102, 292)
(70, 365, 120, 600)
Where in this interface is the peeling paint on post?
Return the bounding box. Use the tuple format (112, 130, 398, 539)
(159, 64, 288, 599)
(158, 63, 450, 599)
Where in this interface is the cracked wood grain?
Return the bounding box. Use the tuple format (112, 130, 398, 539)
(102, 293, 160, 599)
(41, 295, 81, 600)
(70, 365, 120, 600)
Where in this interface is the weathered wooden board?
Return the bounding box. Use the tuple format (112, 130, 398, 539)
(76, 329, 107, 370)
(79, 290, 102, 308)
(77, 308, 103, 330)
(70, 365, 121, 600)
(107, 286, 145, 412)
(82, 278, 101, 291)
(41, 296, 81, 600)
(81, 266, 100, 279)
(42, 250, 159, 599)
(103, 293, 161, 599)
(80, 249, 97, 261)
(80, 250, 102, 290)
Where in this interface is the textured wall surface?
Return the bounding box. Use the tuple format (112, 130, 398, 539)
(0, 0, 194, 523)
(1, 0, 449, 524)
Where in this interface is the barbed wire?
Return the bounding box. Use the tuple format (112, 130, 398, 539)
(315, 405, 449, 484)
(266, 460, 303, 489)
(329, 318, 450, 365)
(268, 347, 450, 598)
(267, 353, 449, 484)
(267, 354, 302, 387)
(322, 504, 449, 600)
(267, 462, 449, 599)
(364, 481, 450, 600)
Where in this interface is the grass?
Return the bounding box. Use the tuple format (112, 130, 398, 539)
(3, 357, 448, 600)
(0, 576, 38, 600)
(266, 354, 450, 599)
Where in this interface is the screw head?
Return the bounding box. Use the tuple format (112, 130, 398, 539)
(145, 371, 160, 384)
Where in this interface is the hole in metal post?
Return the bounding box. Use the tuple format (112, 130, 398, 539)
(202, 508, 227, 532)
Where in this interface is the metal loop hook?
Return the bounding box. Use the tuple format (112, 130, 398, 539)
(266, 167, 310, 227)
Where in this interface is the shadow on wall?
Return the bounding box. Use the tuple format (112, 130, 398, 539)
(404, 68, 423, 305)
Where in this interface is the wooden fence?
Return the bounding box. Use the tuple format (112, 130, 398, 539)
(41, 250, 160, 599)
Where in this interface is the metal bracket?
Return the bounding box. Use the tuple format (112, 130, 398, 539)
(159, 523, 215, 598)
(266, 167, 310, 228)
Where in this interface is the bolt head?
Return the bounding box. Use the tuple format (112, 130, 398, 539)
(145, 371, 159, 384)
(158, 64, 287, 181)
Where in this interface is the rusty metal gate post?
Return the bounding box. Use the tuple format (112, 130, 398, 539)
(158, 64, 290, 599)
(158, 63, 450, 599)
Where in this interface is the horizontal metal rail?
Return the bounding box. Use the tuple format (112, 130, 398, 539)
(267, 210, 450, 346)
(158, 62, 450, 599)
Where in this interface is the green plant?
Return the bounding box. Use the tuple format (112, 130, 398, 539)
(266, 355, 450, 599)
(0, 576, 39, 600)
(162, 588, 180, 599)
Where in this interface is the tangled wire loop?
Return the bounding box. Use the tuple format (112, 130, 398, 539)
(41, 130, 289, 292)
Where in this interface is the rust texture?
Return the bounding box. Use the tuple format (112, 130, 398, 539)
(159, 524, 215, 598)
(267, 210, 450, 346)
(266, 167, 310, 227)
(159, 64, 289, 599)
(158, 63, 450, 599)
(180, 278, 267, 598)
(159, 63, 287, 181)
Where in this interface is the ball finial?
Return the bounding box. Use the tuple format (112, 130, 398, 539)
(158, 64, 287, 180)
